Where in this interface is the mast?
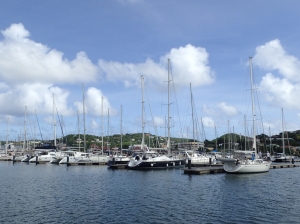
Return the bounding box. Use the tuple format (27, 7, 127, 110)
(82, 84, 86, 153)
(141, 75, 145, 151)
(269, 126, 272, 154)
(281, 108, 285, 154)
(24, 106, 27, 150)
(249, 57, 257, 157)
(190, 83, 195, 149)
(167, 59, 171, 155)
(214, 123, 218, 151)
(34, 110, 36, 150)
(120, 105, 123, 152)
(77, 110, 81, 152)
(5, 117, 9, 155)
(244, 115, 247, 151)
(107, 108, 110, 155)
(53, 94, 57, 147)
(101, 96, 104, 155)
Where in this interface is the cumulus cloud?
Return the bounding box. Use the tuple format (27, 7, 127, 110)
(217, 102, 239, 116)
(98, 44, 215, 88)
(74, 87, 117, 117)
(0, 23, 105, 120)
(0, 23, 98, 85)
(0, 83, 72, 116)
(153, 116, 164, 127)
(202, 116, 215, 128)
(253, 39, 300, 109)
(253, 39, 300, 82)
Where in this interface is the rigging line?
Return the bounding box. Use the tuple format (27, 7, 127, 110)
(35, 113, 44, 142)
(282, 109, 291, 154)
(169, 62, 184, 139)
(144, 84, 159, 138)
(55, 106, 65, 138)
(253, 70, 268, 151)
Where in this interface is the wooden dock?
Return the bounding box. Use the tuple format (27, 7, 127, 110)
(0, 157, 12, 161)
(184, 163, 300, 175)
(66, 162, 107, 166)
(107, 164, 128, 169)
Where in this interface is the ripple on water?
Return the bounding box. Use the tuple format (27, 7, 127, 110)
(1, 162, 300, 223)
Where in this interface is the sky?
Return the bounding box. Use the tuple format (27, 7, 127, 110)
(1, 0, 300, 143)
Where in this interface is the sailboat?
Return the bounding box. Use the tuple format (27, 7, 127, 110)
(128, 61, 185, 169)
(219, 57, 271, 173)
(107, 105, 131, 167)
(184, 83, 213, 165)
(272, 108, 291, 163)
(59, 85, 109, 165)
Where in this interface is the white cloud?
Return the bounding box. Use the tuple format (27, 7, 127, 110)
(259, 73, 300, 109)
(153, 116, 164, 127)
(98, 44, 215, 88)
(74, 87, 117, 117)
(253, 39, 300, 82)
(0, 83, 72, 116)
(0, 23, 98, 85)
(253, 39, 300, 109)
(202, 116, 215, 128)
(217, 102, 239, 116)
(0, 23, 107, 119)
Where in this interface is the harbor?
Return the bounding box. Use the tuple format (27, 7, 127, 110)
(1, 161, 300, 223)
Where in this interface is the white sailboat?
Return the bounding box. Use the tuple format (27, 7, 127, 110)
(184, 83, 213, 165)
(272, 108, 291, 163)
(128, 60, 185, 169)
(219, 57, 270, 173)
(108, 105, 130, 167)
(59, 85, 109, 165)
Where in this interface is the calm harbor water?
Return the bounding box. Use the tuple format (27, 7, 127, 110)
(0, 162, 299, 224)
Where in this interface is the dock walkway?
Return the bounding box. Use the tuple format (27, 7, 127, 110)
(183, 163, 300, 175)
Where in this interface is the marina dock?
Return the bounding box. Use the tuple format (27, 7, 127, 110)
(183, 163, 300, 175)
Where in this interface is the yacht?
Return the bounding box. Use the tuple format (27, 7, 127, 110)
(29, 151, 60, 164)
(128, 65, 185, 170)
(185, 151, 215, 165)
(219, 57, 271, 174)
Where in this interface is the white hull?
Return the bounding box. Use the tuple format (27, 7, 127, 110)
(21, 155, 32, 162)
(223, 159, 271, 173)
(59, 154, 109, 164)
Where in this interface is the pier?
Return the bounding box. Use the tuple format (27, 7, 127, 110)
(183, 163, 300, 175)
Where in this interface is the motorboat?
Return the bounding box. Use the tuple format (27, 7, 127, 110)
(128, 150, 185, 169)
(29, 151, 60, 163)
(184, 151, 215, 165)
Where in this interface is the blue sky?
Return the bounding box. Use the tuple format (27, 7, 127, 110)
(1, 0, 300, 143)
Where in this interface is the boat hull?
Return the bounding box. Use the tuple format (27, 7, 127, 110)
(128, 155, 185, 170)
(223, 160, 271, 173)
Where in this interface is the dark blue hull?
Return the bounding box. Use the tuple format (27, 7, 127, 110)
(128, 159, 185, 170)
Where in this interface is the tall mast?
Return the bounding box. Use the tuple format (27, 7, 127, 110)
(249, 57, 257, 156)
(82, 84, 86, 153)
(281, 108, 285, 154)
(167, 59, 171, 155)
(53, 94, 56, 147)
(141, 75, 145, 151)
(24, 106, 27, 150)
(214, 123, 217, 151)
(244, 115, 247, 151)
(101, 96, 104, 155)
(5, 117, 9, 155)
(120, 105, 123, 152)
(77, 110, 81, 152)
(190, 83, 195, 149)
(107, 108, 110, 155)
(34, 110, 36, 149)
